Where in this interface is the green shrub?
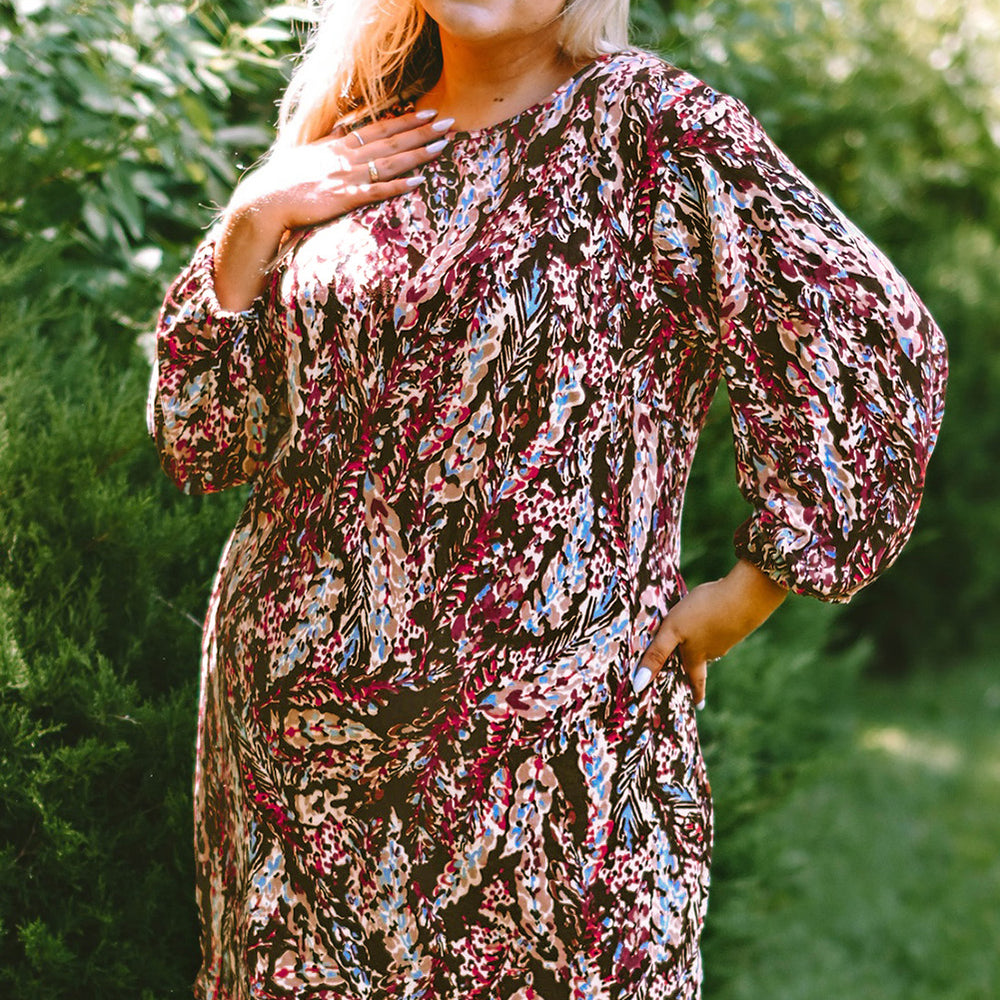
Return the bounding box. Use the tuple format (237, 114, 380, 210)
(0, 0, 306, 340)
(0, 239, 248, 997)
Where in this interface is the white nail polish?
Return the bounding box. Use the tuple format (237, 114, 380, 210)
(632, 666, 652, 695)
(431, 117, 455, 132)
(406, 175, 425, 187)
(415, 108, 438, 120)
(695, 699, 706, 711)
(425, 138, 449, 154)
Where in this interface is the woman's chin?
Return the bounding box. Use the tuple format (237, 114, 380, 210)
(420, 0, 564, 46)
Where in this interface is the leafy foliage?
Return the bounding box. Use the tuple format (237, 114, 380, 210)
(0, 0, 308, 332)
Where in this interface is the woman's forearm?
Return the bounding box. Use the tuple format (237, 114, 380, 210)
(213, 205, 286, 313)
(719, 558, 790, 632)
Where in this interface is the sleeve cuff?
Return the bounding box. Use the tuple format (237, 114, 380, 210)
(734, 511, 858, 605)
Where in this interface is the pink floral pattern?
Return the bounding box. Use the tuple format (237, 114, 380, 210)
(149, 50, 946, 1000)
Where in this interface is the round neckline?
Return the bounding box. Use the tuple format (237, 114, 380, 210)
(404, 51, 617, 143)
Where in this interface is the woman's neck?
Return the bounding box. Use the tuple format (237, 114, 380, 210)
(414, 30, 588, 134)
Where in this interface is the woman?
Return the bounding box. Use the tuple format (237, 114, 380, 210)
(148, 0, 947, 997)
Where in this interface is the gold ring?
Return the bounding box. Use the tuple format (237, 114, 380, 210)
(351, 130, 366, 147)
(368, 160, 379, 183)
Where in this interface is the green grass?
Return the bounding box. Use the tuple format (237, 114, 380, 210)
(704, 658, 1000, 999)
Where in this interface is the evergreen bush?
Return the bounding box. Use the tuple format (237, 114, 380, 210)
(0, 240, 245, 996)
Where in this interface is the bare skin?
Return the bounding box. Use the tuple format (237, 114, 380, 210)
(413, 0, 593, 132)
(213, 0, 790, 703)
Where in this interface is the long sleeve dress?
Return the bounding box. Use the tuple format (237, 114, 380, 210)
(148, 48, 947, 1000)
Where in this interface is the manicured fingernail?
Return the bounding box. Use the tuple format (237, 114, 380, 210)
(415, 108, 438, 119)
(632, 666, 653, 695)
(425, 138, 449, 154)
(406, 175, 426, 187)
(695, 699, 706, 711)
(431, 117, 455, 132)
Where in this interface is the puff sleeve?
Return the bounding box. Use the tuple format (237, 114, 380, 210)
(146, 232, 287, 494)
(667, 93, 948, 602)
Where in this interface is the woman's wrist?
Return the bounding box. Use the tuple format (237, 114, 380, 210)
(632, 558, 789, 701)
(719, 558, 789, 632)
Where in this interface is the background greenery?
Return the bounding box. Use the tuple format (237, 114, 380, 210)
(0, 0, 996, 997)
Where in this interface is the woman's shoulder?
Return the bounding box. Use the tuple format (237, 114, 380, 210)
(591, 50, 727, 117)
(591, 48, 753, 144)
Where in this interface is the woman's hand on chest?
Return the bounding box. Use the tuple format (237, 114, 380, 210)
(213, 109, 453, 312)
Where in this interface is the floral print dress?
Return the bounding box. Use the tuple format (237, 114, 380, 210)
(149, 49, 947, 1000)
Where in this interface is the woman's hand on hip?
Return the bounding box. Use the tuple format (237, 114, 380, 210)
(632, 559, 789, 707)
(213, 109, 453, 311)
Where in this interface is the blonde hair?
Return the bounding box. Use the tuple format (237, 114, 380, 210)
(275, 0, 632, 148)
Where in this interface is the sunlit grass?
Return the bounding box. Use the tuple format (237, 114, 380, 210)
(704, 658, 1000, 999)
